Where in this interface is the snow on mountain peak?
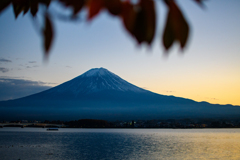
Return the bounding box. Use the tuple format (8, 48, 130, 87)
(46, 68, 148, 96)
(81, 67, 111, 77)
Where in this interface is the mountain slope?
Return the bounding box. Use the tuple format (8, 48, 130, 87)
(45, 68, 147, 95)
(18, 68, 196, 104)
(0, 68, 239, 121)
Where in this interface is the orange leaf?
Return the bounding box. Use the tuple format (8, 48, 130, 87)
(87, 0, 105, 20)
(43, 14, 54, 55)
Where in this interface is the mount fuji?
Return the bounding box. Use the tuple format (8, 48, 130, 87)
(0, 68, 239, 121)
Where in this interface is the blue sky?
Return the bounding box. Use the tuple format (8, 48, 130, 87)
(0, 0, 240, 105)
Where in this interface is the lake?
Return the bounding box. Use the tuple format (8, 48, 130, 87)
(0, 128, 240, 160)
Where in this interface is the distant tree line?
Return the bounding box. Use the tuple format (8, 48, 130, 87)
(66, 119, 110, 128)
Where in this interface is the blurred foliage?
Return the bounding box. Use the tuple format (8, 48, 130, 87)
(0, 0, 205, 56)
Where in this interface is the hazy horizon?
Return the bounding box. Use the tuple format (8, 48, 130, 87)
(0, 67, 239, 107)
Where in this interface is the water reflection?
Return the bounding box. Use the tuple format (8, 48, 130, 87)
(0, 129, 240, 160)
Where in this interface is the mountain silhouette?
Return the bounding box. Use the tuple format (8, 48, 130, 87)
(0, 68, 239, 121)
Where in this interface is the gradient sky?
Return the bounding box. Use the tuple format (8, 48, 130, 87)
(0, 0, 240, 105)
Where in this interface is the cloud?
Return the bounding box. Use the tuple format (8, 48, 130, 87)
(0, 78, 53, 101)
(0, 58, 11, 63)
(29, 61, 37, 63)
(25, 65, 39, 69)
(66, 66, 72, 68)
(0, 67, 9, 73)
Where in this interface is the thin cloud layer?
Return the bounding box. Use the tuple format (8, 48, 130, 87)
(0, 58, 11, 63)
(0, 67, 9, 73)
(0, 77, 52, 101)
(29, 61, 37, 63)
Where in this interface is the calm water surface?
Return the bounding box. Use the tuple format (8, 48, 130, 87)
(0, 128, 240, 160)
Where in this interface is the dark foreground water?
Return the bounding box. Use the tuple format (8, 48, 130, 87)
(0, 128, 240, 160)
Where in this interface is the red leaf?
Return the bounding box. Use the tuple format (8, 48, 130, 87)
(30, 0, 39, 17)
(12, 0, 30, 18)
(87, 0, 105, 20)
(163, 14, 174, 50)
(39, 0, 51, 7)
(59, 0, 86, 15)
(12, 0, 51, 18)
(0, 0, 12, 14)
(137, 0, 156, 44)
(23, 2, 30, 15)
(121, 0, 156, 45)
(163, 0, 189, 50)
(121, 1, 136, 37)
(13, 3, 23, 18)
(105, 0, 122, 16)
(43, 14, 54, 55)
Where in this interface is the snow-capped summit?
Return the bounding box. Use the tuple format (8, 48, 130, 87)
(45, 67, 147, 96)
(81, 67, 113, 77)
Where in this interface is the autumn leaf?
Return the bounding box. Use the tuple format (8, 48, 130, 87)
(13, 3, 23, 18)
(12, 0, 30, 18)
(30, 0, 39, 17)
(121, 1, 136, 38)
(105, 0, 122, 16)
(163, 16, 174, 50)
(163, 0, 189, 50)
(39, 0, 51, 7)
(121, 0, 156, 45)
(0, 0, 204, 56)
(59, 0, 86, 15)
(43, 14, 54, 55)
(87, 0, 105, 20)
(11, 0, 50, 18)
(136, 0, 156, 44)
(23, 1, 30, 15)
(0, 0, 12, 14)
